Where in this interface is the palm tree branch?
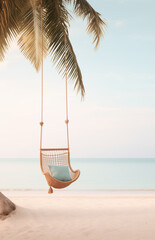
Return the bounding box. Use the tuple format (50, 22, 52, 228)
(72, 0, 106, 48)
(17, 0, 47, 71)
(0, 0, 21, 61)
(45, 0, 85, 97)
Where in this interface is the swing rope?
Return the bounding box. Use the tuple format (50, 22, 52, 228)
(39, 1, 70, 151)
(64, 31, 70, 151)
(38, 1, 80, 193)
(40, 0, 44, 150)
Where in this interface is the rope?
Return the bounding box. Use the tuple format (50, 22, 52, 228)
(64, 31, 70, 150)
(39, 0, 70, 151)
(40, 0, 44, 150)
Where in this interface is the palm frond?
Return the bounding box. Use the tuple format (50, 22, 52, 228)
(72, 0, 106, 48)
(0, 0, 105, 97)
(0, 1, 8, 61)
(0, 0, 21, 61)
(18, 0, 47, 71)
(45, 0, 85, 97)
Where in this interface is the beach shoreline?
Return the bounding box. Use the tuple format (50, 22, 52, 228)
(2, 189, 155, 197)
(1, 190, 155, 240)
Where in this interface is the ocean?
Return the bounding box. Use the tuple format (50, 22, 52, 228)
(0, 158, 155, 191)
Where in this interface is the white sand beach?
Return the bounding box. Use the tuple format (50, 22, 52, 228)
(0, 191, 155, 240)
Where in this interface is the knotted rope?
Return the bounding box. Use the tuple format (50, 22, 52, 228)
(39, 1, 70, 151)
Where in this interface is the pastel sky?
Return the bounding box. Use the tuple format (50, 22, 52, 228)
(0, 0, 155, 158)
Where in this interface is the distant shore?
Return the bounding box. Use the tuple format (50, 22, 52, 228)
(0, 190, 155, 240)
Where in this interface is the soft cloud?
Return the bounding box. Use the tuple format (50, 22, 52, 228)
(110, 19, 125, 28)
(114, 20, 125, 28)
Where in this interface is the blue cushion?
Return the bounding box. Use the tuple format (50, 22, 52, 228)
(48, 165, 72, 182)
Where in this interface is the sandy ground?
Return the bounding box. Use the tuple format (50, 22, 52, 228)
(0, 191, 155, 240)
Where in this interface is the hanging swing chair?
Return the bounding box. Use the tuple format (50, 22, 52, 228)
(39, 1, 80, 194)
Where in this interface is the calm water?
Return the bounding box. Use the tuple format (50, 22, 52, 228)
(0, 158, 155, 190)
